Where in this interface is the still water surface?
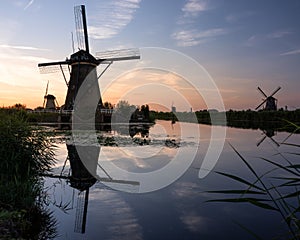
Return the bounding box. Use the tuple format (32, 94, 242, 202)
(44, 120, 300, 239)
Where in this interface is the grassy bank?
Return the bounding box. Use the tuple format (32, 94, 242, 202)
(0, 108, 57, 239)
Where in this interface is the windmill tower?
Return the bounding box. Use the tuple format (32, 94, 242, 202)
(38, 5, 140, 123)
(255, 86, 281, 111)
(43, 80, 59, 110)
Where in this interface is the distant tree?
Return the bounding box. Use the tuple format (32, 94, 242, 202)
(114, 100, 137, 122)
(11, 103, 26, 110)
(103, 101, 114, 109)
(141, 104, 150, 119)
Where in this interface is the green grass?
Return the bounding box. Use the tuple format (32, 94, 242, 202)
(0, 108, 57, 239)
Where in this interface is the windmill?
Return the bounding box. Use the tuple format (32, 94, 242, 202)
(43, 80, 59, 110)
(38, 5, 140, 124)
(255, 86, 281, 111)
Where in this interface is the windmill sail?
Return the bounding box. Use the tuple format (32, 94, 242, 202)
(269, 86, 281, 98)
(43, 81, 49, 108)
(96, 48, 140, 62)
(74, 5, 89, 53)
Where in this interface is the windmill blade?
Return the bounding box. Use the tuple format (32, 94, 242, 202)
(74, 5, 89, 52)
(45, 80, 49, 96)
(38, 60, 69, 67)
(269, 136, 280, 147)
(55, 98, 60, 109)
(96, 48, 140, 62)
(43, 97, 46, 108)
(269, 86, 281, 98)
(256, 135, 266, 147)
(43, 81, 49, 108)
(39, 63, 69, 74)
(255, 98, 267, 110)
(257, 87, 268, 98)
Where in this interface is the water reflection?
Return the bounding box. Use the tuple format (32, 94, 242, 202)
(256, 128, 280, 147)
(42, 121, 300, 239)
(46, 139, 142, 235)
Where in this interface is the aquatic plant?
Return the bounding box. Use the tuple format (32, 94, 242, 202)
(207, 122, 300, 239)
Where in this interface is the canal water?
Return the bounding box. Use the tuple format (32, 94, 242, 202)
(43, 120, 300, 239)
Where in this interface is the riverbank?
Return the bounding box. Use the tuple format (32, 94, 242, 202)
(152, 109, 300, 132)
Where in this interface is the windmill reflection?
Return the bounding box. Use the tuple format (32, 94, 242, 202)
(257, 128, 280, 147)
(45, 139, 140, 234)
(66, 144, 98, 234)
(165, 121, 180, 148)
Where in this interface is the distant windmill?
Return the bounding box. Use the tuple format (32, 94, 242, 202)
(38, 5, 140, 124)
(43, 80, 59, 110)
(255, 86, 281, 111)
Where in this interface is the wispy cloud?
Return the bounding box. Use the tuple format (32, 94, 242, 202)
(172, 28, 228, 47)
(0, 44, 48, 51)
(182, 0, 208, 17)
(88, 0, 141, 40)
(267, 30, 292, 39)
(24, 0, 34, 10)
(280, 49, 300, 56)
(245, 30, 293, 47)
(172, 0, 227, 47)
(225, 11, 256, 23)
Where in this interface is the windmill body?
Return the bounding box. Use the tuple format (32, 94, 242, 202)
(265, 96, 277, 110)
(63, 50, 102, 111)
(43, 80, 59, 110)
(44, 94, 57, 110)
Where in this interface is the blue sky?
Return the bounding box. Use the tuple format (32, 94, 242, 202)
(0, 0, 300, 110)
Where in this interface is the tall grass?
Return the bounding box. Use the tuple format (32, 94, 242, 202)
(0, 108, 57, 239)
(207, 122, 300, 239)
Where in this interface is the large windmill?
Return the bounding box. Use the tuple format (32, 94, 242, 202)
(255, 86, 281, 111)
(38, 5, 140, 124)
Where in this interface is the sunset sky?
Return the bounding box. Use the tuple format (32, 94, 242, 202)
(0, 0, 300, 111)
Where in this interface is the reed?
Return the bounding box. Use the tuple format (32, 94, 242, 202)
(207, 121, 300, 239)
(0, 108, 57, 239)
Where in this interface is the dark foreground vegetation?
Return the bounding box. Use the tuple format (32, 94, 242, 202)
(0, 108, 57, 239)
(207, 122, 300, 239)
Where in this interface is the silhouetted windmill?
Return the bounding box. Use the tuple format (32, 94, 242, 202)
(38, 5, 140, 123)
(255, 86, 281, 111)
(43, 80, 59, 110)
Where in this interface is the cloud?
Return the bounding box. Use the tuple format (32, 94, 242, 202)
(182, 0, 208, 17)
(24, 0, 34, 10)
(244, 35, 259, 47)
(88, 0, 141, 40)
(172, 28, 228, 47)
(225, 11, 256, 23)
(245, 30, 292, 47)
(280, 49, 300, 56)
(267, 30, 292, 39)
(0, 44, 48, 51)
(173, 0, 226, 47)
